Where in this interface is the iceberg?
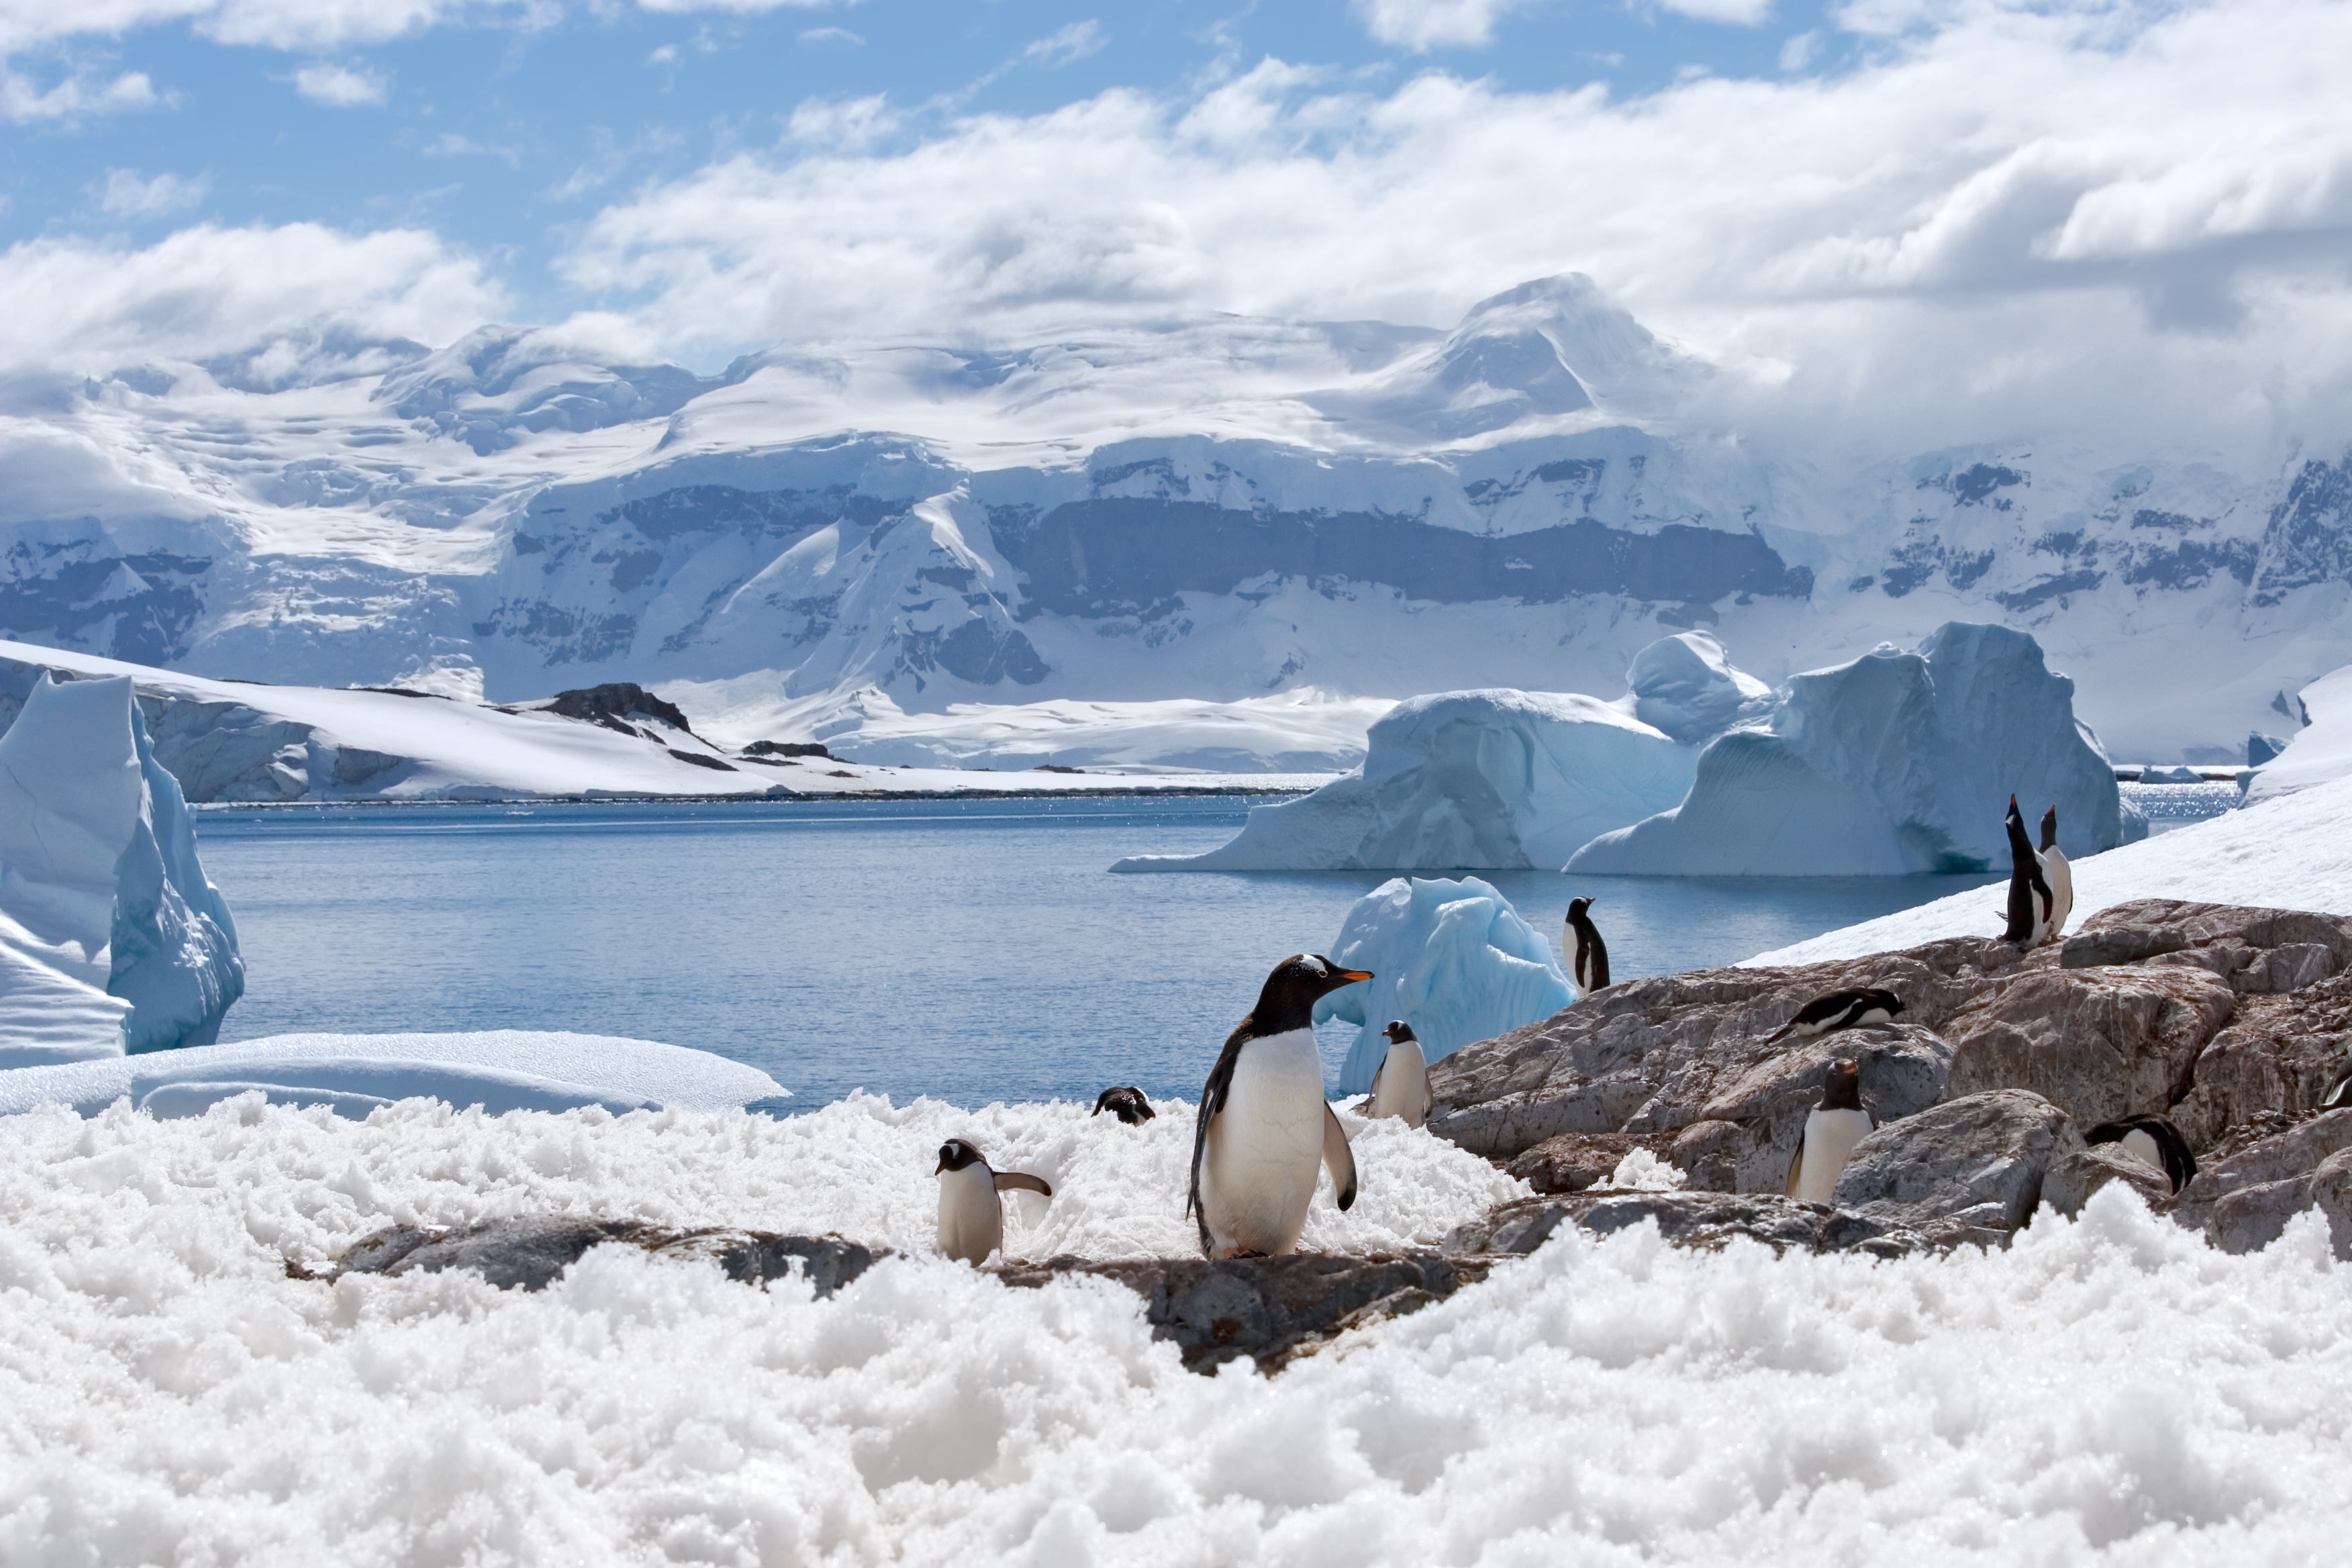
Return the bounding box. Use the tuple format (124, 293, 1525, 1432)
(1626, 630, 1773, 744)
(1314, 877, 1572, 1094)
(1571, 623, 2135, 876)
(1116, 689, 1694, 871)
(0, 674, 242, 1063)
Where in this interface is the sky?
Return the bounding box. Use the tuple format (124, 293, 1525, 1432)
(2, 1, 2349, 455)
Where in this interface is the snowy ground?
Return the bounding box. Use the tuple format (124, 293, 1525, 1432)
(6, 1091, 2348, 1564)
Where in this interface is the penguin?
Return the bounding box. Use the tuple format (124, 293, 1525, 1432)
(2085, 1115, 2197, 1193)
(2039, 805, 2074, 942)
(2320, 1068, 2352, 1112)
(1764, 987, 1904, 1044)
(1091, 1086, 1155, 1125)
(1565, 897, 1610, 999)
(2003, 795, 2056, 946)
(933, 1138, 1052, 1264)
(1187, 954, 1371, 1259)
(1365, 1020, 1432, 1128)
(1785, 1057, 1875, 1204)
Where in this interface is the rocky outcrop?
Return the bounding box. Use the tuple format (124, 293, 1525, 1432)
(1830, 1089, 2075, 1230)
(1441, 1191, 1943, 1258)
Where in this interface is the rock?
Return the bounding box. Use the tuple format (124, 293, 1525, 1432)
(1830, 1089, 2075, 1230)
(538, 683, 697, 736)
(743, 740, 832, 759)
(1939, 964, 2235, 1128)
(1505, 1131, 1681, 1193)
(320, 1218, 885, 1295)
(2167, 1110, 2352, 1256)
(2042, 1140, 2175, 1216)
(2168, 971, 2352, 1145)
(1440, 1191, 1943, 1259)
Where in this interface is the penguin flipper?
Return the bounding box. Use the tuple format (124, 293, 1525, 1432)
(1187, 1019, 1251, 1254)
(1783, 1143, 1804, 1198)
(1322, 1103, 1358, 1211)
(993, 1172, 1052, 1199)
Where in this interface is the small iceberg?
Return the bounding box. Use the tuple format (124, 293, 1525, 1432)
(1314, 877, 1571, 1094)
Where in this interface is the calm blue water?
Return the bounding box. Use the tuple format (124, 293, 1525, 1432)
(191, 797, 2010, 1107)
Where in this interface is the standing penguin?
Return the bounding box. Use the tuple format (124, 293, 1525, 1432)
(1565, 897, 1610, 999)
(933, 1138, 1053, 1264)
(1365, 1020, 1432, 1128)
(2002, 795, 2055, 946)
(2038, 806, 2074, 942)
(1785, 1058, 1875, 1204)
(1188, 954, 1371, 1259)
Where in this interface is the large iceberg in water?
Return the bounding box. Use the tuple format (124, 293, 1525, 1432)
(0, 674, 243, 1063)
(1314, 877, 1571, 1094)
(1626, 630, 1773, 744)
(1570, 622, 2135, 876)
(1114, 688, 1695, 871)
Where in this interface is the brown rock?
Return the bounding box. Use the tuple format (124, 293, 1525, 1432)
(2168, 971, 2352, 1146)
(2168, 1110, 2352, 1255)
(1439, 1190, 1949, 1259)
(1831, 1089, 2078, 1230)
(1504, 1131, 1679, 1193)
(1939, 964, 2235, 1128)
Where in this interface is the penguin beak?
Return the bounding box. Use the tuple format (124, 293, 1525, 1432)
(1333, 969, 1373, 985)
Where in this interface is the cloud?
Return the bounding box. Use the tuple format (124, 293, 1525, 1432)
(291, 60, 388, 106)
(97, 169, 207, 217)
(556, 0, 2352, 456)
(787, 93, 896, 150)
(0, 1, 535, 57)
(1, 66, 161, 123)
(635, 0, 846, 14)
(1656, 0, 1774, 23)
(1022, 20, 1104, 68)
(1351, 0, 1540, 50)
(797, 26, 860, 45)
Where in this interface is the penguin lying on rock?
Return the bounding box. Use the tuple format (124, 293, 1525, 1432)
(1765, 987, 1904, 1044)
(1092, 1086, 1155, 1125)
(1565, 897, 1610, 999)
(2085, 1115, 2196, 1193)
(1365, 1020, 1431, 1128)
(1188, 954, 1370, 1259)
(1785, 1058, 1873, 1205)
(934, 1138, 1053, 1264)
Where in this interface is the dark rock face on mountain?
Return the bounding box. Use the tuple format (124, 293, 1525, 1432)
(536, 681, 697, 736)
(1428, 900, 2352, 1254)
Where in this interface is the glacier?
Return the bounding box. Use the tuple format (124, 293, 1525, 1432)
(2245, 662, 2352, 800)
(1571, 622, 2134, 877)
(1312, 877, 1573, 1095)
(0, 673, 242, 1061)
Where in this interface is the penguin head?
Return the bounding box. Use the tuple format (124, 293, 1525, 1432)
(1383, 1020, 1417, 1043)
(1567, 897, 1595, 923)
(1253, 954, 1373, 1032)
(934, 1138, 986, 1175)
(1820, 1058, 1863, 1110)
(2039, 805, 2059, 852)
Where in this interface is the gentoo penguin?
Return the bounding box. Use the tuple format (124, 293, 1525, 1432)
(933, 1138, 1052, 1265)
(2039, 806, 2074, 942)
(1091, 1086, 1155, 1125)
(1565, 897, 1610, 999)
(2321, 1069, 2352, 1112)
(1187, 954, 1370, 1259)
(1785, 1058, 1875, 1205)
(2003, 795, 2056, 946)
(1765, 987, 1904, 1044)
(1365, 1020, 1432, 1128)
(2085, 1115, 2197, 1193)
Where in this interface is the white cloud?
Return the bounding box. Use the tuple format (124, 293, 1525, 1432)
(787, 93, 896, 150)
(1351, 0, 1540, 50)
(556, 0, 2352, 456)
(635, 0, 844, 13)
(1657, 0, 1775, 23)
(797, 26, 860, 45)
(291, 60, 388, 106)
(97, 168, 207, 217)
(1779, 30, 1821, 70)
(1022, 20, 1104, 68)
(0, 1, 534, 57)
(1, 66, 160, 123)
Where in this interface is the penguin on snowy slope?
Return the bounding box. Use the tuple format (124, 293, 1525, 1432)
(1365, 1020, 1432, 1128)
(1188, 954, 1371, 1259)
(933, 1138, 1053, 1265)
(1092, 1086, 1155, 1125)
(2038, 805, 2074, 942)
(1565, 897, 1610, 999)
(1785, 1058, 1875, 1205)
(2003, 795, 2056, 946)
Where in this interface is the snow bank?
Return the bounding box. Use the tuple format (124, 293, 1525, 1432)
(1117, 689, 1693, 871)
(1313, 877, 1571, 1094)
(0, 1030, 783, 1120)
(1747, 771, 2352, 965)
(5, 1098, 2347, 1564)
(2245, 663, 2352, 799)
(1573, 622, 2130, 876)
(0, 674, 241, 1063)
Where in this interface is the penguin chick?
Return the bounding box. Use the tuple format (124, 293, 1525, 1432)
(1785, 1058, 1875, 1204)
(2039, 805, 2074, 942)
(1365, 1020, 1431, 1128)
(2085, 1115, 2197, 1193)
(1565, 897, 1610, 998)
(1188, 954, 1371, 1259)
(934, 1138, 1052, 1265)
(2003, 795, 2055, 946)
(1091, 1086, 1155, 1126)
(1765, 987, 1904, 1044)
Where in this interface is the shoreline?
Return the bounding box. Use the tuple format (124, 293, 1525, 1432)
(189, 782, 1323, 810)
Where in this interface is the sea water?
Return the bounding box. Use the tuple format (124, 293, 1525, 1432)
(191, 795, 2222, 1107)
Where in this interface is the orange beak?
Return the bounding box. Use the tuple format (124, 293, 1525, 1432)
(1334, 969, 1373, 984)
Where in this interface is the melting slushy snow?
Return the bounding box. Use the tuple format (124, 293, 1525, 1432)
(5, 1094, 2349, 1564)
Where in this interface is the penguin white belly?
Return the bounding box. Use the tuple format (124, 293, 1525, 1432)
(2043, 848, 2073, 941)
(2118, 1128, 2163, 1174)
(936, 1163, 1003, 1263)
(1792, 1108, 1875, 1204)
(1202, 1028, 1328, 1257)
(1367, 1038, 1430, 1128)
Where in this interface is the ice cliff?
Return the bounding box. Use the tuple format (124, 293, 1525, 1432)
(0, 674, 242, 1062)
(1313, 877, 1572, 1095)
(2245, 662, 2352, 800)
(1571, 622, 2133, 876)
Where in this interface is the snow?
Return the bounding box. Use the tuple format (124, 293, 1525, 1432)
(0, 1030, 784, 1119)
(2245, 663, 2352, 799)
(1626, 630, 1773, 744)
(1573, 622, 2133, 876)
(807, 688, 1389, 774)
(0, 674, 240, 1063)
(1116, 689, 1693, 871)
(1314, 877, 1572, 1095)
(5, 1095, 2349, 1563)
(1747, 771, 2352, 966)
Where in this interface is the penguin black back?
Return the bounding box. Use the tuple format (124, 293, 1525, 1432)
(1566, 897, 1610, 993)
(1092, 1086, 1155, 1125)
(2039, 805, 2059, 854)
(2003, 795, 2052, 943)
(1765, 986, 1903, 1043)
(2086, 1114, 2197, 1193)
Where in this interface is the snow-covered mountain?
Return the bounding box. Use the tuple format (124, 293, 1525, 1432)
(5, 273, 2346, 761)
